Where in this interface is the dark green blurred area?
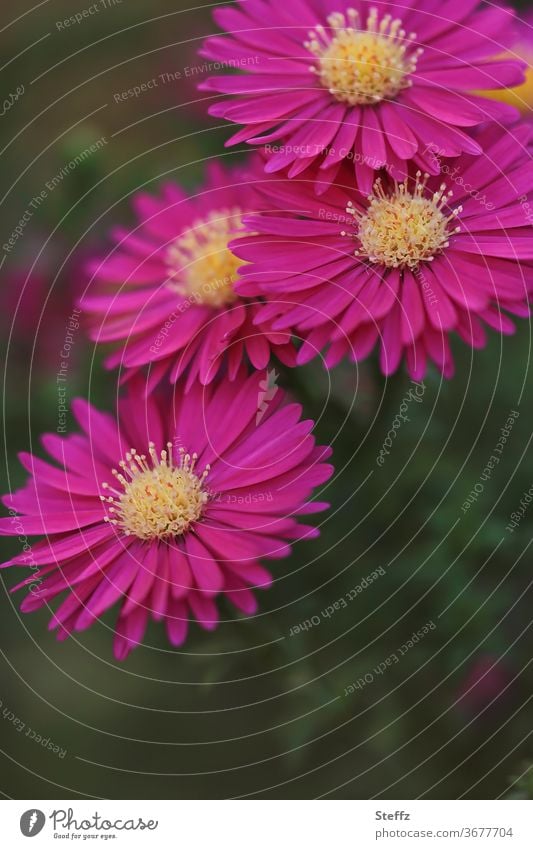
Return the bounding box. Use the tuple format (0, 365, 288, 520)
(1, 0, 533, 800)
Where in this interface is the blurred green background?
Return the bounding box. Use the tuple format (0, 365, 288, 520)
(1, 0, 533, 800)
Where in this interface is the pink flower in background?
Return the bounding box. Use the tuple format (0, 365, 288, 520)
(81, 160, 296, 392)
(482, 11, 533, 115)
(1, 247, 88, 376)
(0, 373, 333, 659)
(200, 0, 524, 191)
(456, 655, 511, 714)
(233, 122, 533, 380)
(2, 269, 48, 337)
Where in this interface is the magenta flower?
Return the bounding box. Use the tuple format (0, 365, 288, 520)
(482, 10, 533, 115)
(82, 160, 296, 391)
(200, 0, 525, 190)
(233, 123, 533, 379)
(0, 374, 333, 659)
(456, 655, 511, 715)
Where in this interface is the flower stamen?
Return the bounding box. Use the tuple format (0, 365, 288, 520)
(101, 443, 209, 539)
(165, 207, 246, 307)
(343, 172, 462, 269)
(305, 6, 422, 106)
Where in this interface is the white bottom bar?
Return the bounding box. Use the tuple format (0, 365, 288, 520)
(2, 800, 533, 847)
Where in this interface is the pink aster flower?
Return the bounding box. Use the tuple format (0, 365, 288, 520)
(456, 654, 511, 715)
(232, 122, 533, 379)
(0, 373, 333, 659)
(482, 10, 533, 115)
(81, 160, 296, 391)
(200, 0, 525, 191)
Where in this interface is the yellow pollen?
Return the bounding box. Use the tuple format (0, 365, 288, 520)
(305, 7, 422, 106)
(343, 172, 462, 269)
(101, 443, 209, 540)
(481, 54, 533, 115)
(166, 207, 246, 308)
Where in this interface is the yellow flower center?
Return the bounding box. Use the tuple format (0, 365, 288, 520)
(101, 443, 209, 540)
(481, 53, 533, 115)
(166, 207, 246, 308)
(305, 7, 421, 106)
(344, 173, 462, 269)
